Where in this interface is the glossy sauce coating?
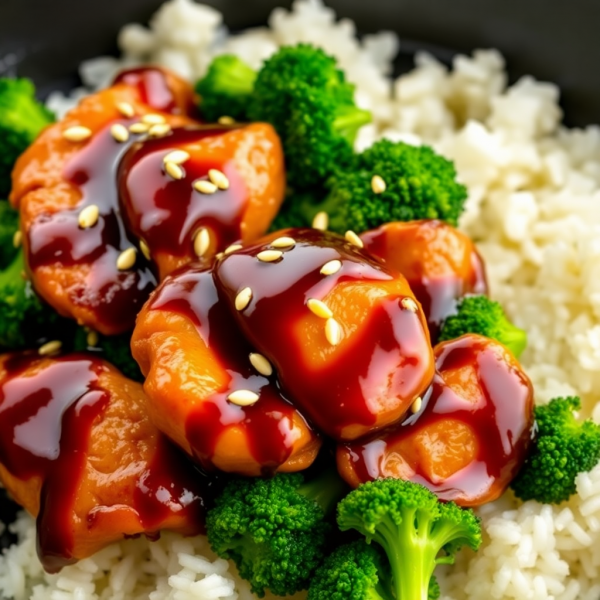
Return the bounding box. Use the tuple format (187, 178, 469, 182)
(336, 334, 534, 506)
(361, 220, 487, 340)
(0, 353, 208, 572)
(213, 228, 435, 441)
(119, 123, 286, 279)
(131, 262, 321, 476)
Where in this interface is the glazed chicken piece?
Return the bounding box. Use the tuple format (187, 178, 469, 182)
(212, 228, 435, 442)
(132, 262, 321, 476)
(336, 334, 535, 506)
(0, 352, 208, 572)
(360, 220, 487, 339)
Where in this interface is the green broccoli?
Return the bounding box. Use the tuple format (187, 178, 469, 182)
(438, 295, 527, 358)
(206, 469, 347, 597)
(268, 190, 325, 232)
(248, 44, 371, 190)
(315, 139, 467, 234)
(195, 54, 257, 123)
(73, 328, 143, 382)
(511, 397, 600, 504)
(337, 479, 481, 600)
(0, 202, 20, 270)
(0, 78, 55, 197)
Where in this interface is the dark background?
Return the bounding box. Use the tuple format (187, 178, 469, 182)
(0, 0, 598, 126)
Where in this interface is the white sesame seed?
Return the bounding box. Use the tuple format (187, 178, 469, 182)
(257, 250, 283, 263)
(139, 239, 151, 261)
(62, 126, 92, 142)
(215, 252, 224, 260)
(110, 123, 129, 143)
(78, 205, 100, 229)
(401, 297, 418, 312)
(411, 396, 423, 413)
(224, 244, 243, 255)
(219, 116, 235, 125)
(235, 287, 253, 311)
(320, 259, 342, 276)
(87, 330, 99, 347)
(249, 353, 273, 377)
(345, 230, 364, 248)
(371, 175, 387, 194)
(271, 236, 295, 249)
(208, 169, 230, 190)
(307, 298, 333, 319)
(193, 180, 218, 194)
(165, 161, 185, 180)
(142, 113, 166, 125)
(12, 230, 22, 249)
(193, 228, 210, 258)
(116, 247, 137, 271)
(163, 150, 190, 165)
(312, 211, 329, 231)
(38, 340, 62, 356)
(325, 318, 342, 346)
(227, 389, 260, 406)
(129, 122, 150, 134)
(116, 102, 135, 118)
(148, 123, 172, 137)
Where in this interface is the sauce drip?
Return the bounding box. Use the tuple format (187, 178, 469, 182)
(113, 67, 180, 114)
(149, 263, 309, 473)
(213, 228, 435, 441)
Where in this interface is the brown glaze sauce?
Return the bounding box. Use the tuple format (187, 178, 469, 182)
(113, 67, 180, 114)
(149, 263, 310, 473)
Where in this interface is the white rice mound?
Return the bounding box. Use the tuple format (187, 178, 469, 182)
(5, 0, 600, 598)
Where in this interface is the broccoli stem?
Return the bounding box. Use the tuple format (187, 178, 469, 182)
(333, 105, 373, 146)
(298, 467, 348, 515)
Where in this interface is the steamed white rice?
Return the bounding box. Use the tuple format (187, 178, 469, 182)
(4, 0, 600, 598)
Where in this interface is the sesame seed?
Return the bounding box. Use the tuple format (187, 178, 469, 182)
(116, 102, 135, 118)
(38, 340, 62, 356)
(227, 389, 260, 406)
(271, 236, 295, 249)
(219, 116, 236, 125)
(320, 259, 342, 276)
(129, 122, 150, 134)
(193, 180, 218, 194)
(163, 150, 190, 165)
(62, 126, 92, 142)
(12, 230, 22, 249)
(110, 123, 129, 143)
(345, 230, 364, 248)
(307, 298, 333, 319)
(224, 244, 243, 255)
(371, 175, 387, 194)
(78, 205, 100, 229)
(249, 353, 273, 377)
(208, 169, 230, 190)
(257, 250, 283, 263)
(401, 297, 418, 312)
(139, 239, 151, 261)
(312, 211, 329, 231)
(411, 396, 423, 413)
(116, 247, 137, 271)
(20, 270, 28, 281)
(235, 287, 253, 311)
(142, 113, 166, 125)
(165, 161, 185, 180)
(215, 252, 224, 260)
(148, 123, 172, 137)
(87, 330, 99, 347)
(325, 318, 342, 346)
(193, 228, 210, 258)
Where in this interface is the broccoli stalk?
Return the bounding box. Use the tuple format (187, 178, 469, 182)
(511, 397, 600, 504)
(439, 295, 527, 358)
(207, 468, 347, 597)
(0, 78, 55, 197)
(0, 202, 19, 270)
(195, 55, 257, 122)
(336, 479, 481, 600)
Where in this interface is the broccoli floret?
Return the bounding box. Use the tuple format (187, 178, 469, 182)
(249, 44, 371, 190)
(0, 78, 54, 197)
(438, 295, 527, 358)
(195, 54, 257, 122)
(73, 328, 143, 382)
(318, 139, 467, 234)
(511, 397, 600, 504)
(0, 202, 19, 270)
(207, 469, 347, 597)
(337, 479, 481, 600)
(268, 190, 325, 232)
